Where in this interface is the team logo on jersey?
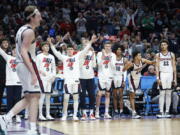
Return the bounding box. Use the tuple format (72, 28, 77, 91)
(115, 63, 123, 71)
(103, 56, 111, 68)
(83, 55, 92, 69)
(67, 58, 75, 70)
(43, 58, 52, 71)
(10, 59, 17, 72)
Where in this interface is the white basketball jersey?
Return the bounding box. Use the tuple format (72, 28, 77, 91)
(16, 25, 35, 63)
(159, 52, 173, 73)
(130, 61, 142, 79)
(114, 57, 125, 76)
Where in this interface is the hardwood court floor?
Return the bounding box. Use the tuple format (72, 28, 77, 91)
(39, 117, 180, 135)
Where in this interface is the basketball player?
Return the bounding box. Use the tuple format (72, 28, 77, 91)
(0, 6, 42, 135)
(48, 35, 97, 121)
(112, 44, 127, 117)
(0, 47, 22, 123)
(156, 39, 176, 118)
(95, 41, 116, 119)
(36, 42, 56, 121)
(79, 37, 96, 120)
(123, 51, 155, 119)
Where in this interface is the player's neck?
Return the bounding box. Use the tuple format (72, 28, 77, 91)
(43, 52, 49, 55)
(116, 55, 122, 60)
(26, 23, 36, 30)
(161, 50, 168, 55)
(134, 58, 140, 64)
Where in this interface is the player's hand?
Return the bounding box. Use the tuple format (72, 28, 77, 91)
(157, 79, 162, 86)
(47, 37, 53, 46)
(31, 73, 38, 85)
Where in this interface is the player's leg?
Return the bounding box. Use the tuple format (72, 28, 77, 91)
(87, 79, 96, 120)
(80, 79, 88, 120)
(113, 79, 118, 115)
(39, 93, 46, 120)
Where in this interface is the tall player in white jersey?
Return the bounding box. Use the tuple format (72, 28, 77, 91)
(36, 42, 56, 121)
(0, 6, 42, 135)
(112, 44, 127, 117)
(95, 41, 116, 119)
(48, 35, 97, 121)
(123, 51, 155, 119)
(156, 39, 176, 118)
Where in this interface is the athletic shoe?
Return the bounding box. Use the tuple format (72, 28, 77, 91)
(0, 115, 8, 132)
(95, 112, 100, 119)
(61, 116, 67, 121)
(81, 114, 87, 121)
(113, 111, 119, 118)
(46, 115, 54, 120)
(39, 115, 47, 121)
(164, 112, 171, 118)
(104, 113, 112, 119)
(73, 116, 79, 121)
(89, 114, 96, 120)
(16, 115, 21, 123)
(157, 113, 164, 118)
(132, 113, 141, 119)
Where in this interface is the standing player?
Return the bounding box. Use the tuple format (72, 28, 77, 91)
(0, 6, 42, 135)
(36, 42, 56, 121)
(123, 51, 155, 118)
(156, 39, 176, 118)
(79, 38, 96, 120)
(49, 35, 97, 121)
(112, 44, 127, 117)
(0, 47, 22, 123)
(95, 41, 116, 119)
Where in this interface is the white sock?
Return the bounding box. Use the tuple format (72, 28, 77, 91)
(73, 94, 79, 117)
(30, 122, 37, 131)
(83, 109, 87, 115)
(132, 110, 136, 114)
(115, 109, 118, 113)
(39, 94, 45, 117)
(90, 109, 94, 115)
(46, 94, 51, 116)
(120, 109, 123, 113)
(105, 107, 109, 114)
(6, 111, 14, 122)
(63, 94, 70, 116)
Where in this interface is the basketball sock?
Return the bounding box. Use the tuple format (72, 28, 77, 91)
(90, 109, 94, 115)
(5, 111, 14, 122)
(39, 94, 45, 117)
(115, 109, 118, 113)
(83, 109, 87, 115)
(120, 109, 123, 113)
(73, 94, 79, 117)
(63, 94, 70, 116)
(30, 122, 37, 131)
(46, 94, 51, 116)
(105, 107, 109, 114)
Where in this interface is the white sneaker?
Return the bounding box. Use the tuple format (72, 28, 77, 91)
(104, 113, 112, 119)
(39, 115, 47, 121)
(16, 115, 21, 123)
(27, 130, 40, 135)
(0, 115, 8, 132)
(95, 112, 100, 119)
(46, 115, 54, 120)
(81, 114, 87, 121)
(89, 114, 96, 120)
(132, 113, 141, 119)
(73, 116, 79, 121)
(61, 116, 67, 121)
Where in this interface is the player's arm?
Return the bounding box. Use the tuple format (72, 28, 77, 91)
(122, 60, 133, 72)
(172, 53, 177, 85)
(21, 29, 37, 85)
(155, 53, 161, 85)
(142, 58, 156, 65)
(48, 37, 64, 61)
(79, 34, 97, 58)
(0, 47, 8, 61)
(52, 56, 57, 77)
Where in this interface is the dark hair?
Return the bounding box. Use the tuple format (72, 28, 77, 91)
(67, 44, 74, 49)
(112, 42, 124, 53)
(24, 5, 37, 23)
(103, 40, 111, 48)
(132, 51, 140, 59)
(0, 38, 9, 45)
(160, 39, 169, 46)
